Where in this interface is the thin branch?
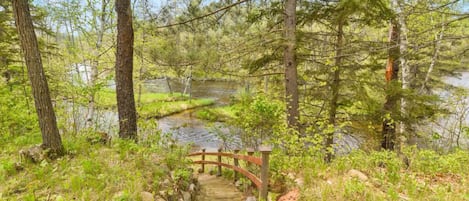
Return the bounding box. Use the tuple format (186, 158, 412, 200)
(156, 0, 250, 29)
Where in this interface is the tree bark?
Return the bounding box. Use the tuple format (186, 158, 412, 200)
(325, 19, 344, 162)
(284, 0, 300, 130)
(115, 0, 137, 140)
(382, 18, 400, 150)
(397, 1, 409, 137)
(13, 0, 64, 155)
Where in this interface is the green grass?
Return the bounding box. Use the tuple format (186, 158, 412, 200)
(139, 98, 215, 118)
(274, 148, 469, 201)
(95, 90, 188, 108)
(194, 105, 238, 122)
(0, 132, 192, 200)
(93, 90, 215, 118)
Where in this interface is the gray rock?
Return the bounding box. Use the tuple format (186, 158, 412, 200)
(161, 178, 171, 188)
(235, 180, 243, 187)
(347, 169, 368, 181)
(140, 191, 154, 201)
(19, 145, 44, 163)
(189, 183, 197, 192)
(181, 191, 191, 201)
(246, 196, 257, 201)
(294, 177, 304, 187)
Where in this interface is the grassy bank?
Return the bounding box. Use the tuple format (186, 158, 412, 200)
(139, 98, 215, 118)
(93, 90, 215, 118)
(95, 90, 189, 108)
(0, 132, 193, 200)
(194, 105, 238, 122)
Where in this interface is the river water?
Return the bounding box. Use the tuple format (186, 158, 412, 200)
(61, 72, 469, 152)
(61, 79, 242, 150)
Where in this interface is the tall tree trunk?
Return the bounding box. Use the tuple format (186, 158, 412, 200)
(115, 0, 137, 140)
(284, 0, 300, 130)
(325, 19, 344, 162)
(382, 17, 400, 150)
(13, 0, 64, 155)
(397, 1, 409, 137)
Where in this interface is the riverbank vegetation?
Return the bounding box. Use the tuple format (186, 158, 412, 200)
(1, 0, 469, 200)
(95, 90, 215, 118)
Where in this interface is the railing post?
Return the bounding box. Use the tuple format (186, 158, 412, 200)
(217, 147, 222, 177)
(201, 148, 206, 173)
(246, 148, 255, 191)
(246, 148, 254, 169)
(233, 148, 240, 182)
(259, 146, 272, 201)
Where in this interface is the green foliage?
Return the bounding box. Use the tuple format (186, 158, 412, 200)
(195, 106, 238, 122)
(231, 94, 283, 147)
(0, 129, 193, 200)
(299, 148, 469, 200)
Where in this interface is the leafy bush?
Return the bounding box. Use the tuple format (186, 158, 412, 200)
(231, 94, 283, 147)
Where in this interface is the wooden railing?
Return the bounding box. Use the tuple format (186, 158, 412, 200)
(188, 146, 272, 200)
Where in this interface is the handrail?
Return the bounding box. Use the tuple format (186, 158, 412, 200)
(188, 152, 262, 165)
(188, 146, 272, 200)
(192, 160, 262, 188)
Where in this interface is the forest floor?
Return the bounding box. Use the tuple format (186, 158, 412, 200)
(0, 132, 194, 200)
(3, 130, 469, 200)
(277, 149, 469, 201)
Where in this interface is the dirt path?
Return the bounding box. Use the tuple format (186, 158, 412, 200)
(197, 174, 245, 201)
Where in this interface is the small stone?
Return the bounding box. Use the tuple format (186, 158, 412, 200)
(278, 189, 300, 201)
(287, 172, 295, 180)
(246, 196, 257, 201)
(294, 177, 304, 187)
(161, 179, 171, 188)
(189, 183, 196, 192)
(140, 191, 154, 201)
(235, 180, 242, 187)
(347, 169, 368, 181)
(14, 162, 24, 171)
(155, 197, 166, 201)
(181, 191, 191, 201)
(192, 175, 199, 184)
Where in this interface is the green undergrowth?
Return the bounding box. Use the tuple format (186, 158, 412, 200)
(270, 147, 469, 201)
(0, 132, 192, 200)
